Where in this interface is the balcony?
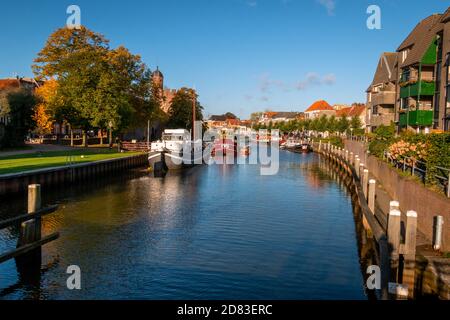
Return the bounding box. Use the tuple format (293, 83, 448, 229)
(370, 113, 395, 127)
(371, 91, 396, 106)
(400, 80, 435, 98)
(399, 110, 433, 127)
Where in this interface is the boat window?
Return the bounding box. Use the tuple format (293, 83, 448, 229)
(163, 135, 184, 141)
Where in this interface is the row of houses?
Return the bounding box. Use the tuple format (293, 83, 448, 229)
(251, 100, 366, 129)
(366, 7, 450, 133)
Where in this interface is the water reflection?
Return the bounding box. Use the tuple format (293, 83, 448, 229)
(0, 152, 375, 300)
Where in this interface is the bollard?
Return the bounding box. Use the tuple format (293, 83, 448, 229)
(387, 208, 402, 289)
(355, 157, 360, 175)
(350, 152, 354, 165)
(389, 201, 400, 212)
(345, 150, 349, 162)
(403, 210, 418, 299)
(405, 211, 417, 257)
(359, 163, 364, 179)
(368, 179, 376, 213)
(363, 169, 369, 198)
(388, 209, 401, 258)
(433, 216, 444, 251)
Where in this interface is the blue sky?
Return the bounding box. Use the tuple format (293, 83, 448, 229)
(0, 0, 449, 118)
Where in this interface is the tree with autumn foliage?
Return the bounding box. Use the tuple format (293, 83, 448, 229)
(32, 26, 156, 146)
(33, 79, 58, 136)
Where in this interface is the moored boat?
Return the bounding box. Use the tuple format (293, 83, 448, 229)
(149, 129, 212, 173)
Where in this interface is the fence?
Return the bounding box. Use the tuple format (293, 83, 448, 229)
(383, 151, 450, 198)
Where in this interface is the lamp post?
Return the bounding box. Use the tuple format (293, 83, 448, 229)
(108, 121, 113, 149)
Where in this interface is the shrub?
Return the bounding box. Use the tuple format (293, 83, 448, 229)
(368, 124, 396, 157)
(387, 140, 427, 165)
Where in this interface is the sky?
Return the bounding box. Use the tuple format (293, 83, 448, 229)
(0, 0, 449, 119)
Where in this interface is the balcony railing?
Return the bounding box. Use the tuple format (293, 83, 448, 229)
(400, 80, 435, 98)
(399, 110, 433, 127)
(371, 91, 396, 106)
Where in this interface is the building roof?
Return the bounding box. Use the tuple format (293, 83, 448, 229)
(272, 112, 300, 119)
(152, 66, 163, 78)
(440, 7, 450, 23)
(0, 79, 21, 90)
(305, 100, 333, 112)
(227, 119, 240, 126)
(0, 78, 40, 91)
(369, 52, 398, 88)
(209, 115, 228, 121)
(336, 105, 366, 118)
(397, 14, 443, 67)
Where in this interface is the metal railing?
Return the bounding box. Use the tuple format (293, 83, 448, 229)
(383, 151, 450, 198)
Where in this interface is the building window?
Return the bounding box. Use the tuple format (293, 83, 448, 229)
(401, 69, 410, 82)
(401, 98, 408, 110)
(372, 105, 378, 115)
(402, 50, 408, 63)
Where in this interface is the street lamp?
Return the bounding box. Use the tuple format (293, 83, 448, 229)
(350, 128, 354, 140)
(108, 121, 113, 149)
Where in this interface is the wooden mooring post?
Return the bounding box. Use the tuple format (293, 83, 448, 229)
(355, 157, 360, 177)
(368, 179, 376, 214)
(386, 203, 418, 300)
(363, 169, 369, 198)
(0, 184, 59, 276)
(16, 185, 42, 270)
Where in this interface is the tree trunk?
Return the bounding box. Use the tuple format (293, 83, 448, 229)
(70, 126, 74, 147)
(82, 130, 88, 148)
(100, 130, 103, 146)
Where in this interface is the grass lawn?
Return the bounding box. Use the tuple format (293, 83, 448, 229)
(0, 149, 143, 175)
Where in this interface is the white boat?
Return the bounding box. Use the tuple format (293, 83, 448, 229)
(285, 139, 301, 148)
(149, 129, 212, 171)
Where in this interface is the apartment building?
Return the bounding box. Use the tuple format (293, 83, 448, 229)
(366, 53, 397, 132)
(366, 7, 450, 132)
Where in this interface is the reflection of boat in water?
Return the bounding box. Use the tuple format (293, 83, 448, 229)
(285, 139, 312, 153)
(149, 129, 212, 173)
(211, 137, 237, 157)
(239, 145, 250, 156)
(299, 143, 312, 153)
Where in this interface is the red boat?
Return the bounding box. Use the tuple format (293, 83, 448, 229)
(211, 137, 237, 157)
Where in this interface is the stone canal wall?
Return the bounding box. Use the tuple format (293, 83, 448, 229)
(0, 154, 148, 197)
(344, 140, 450, 253)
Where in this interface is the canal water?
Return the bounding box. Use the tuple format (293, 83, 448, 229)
(0, 151, 374, 300)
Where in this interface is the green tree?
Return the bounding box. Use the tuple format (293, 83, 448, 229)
(0, 89, 37, 147)
(317, 115, 329, 133)
(350, 115, 362, 130)
(167, 88, 204, 130)
(337, 116, 350, 133)
(328, 115, 338, 133)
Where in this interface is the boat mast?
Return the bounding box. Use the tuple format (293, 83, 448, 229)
(192, 88, 196, 141)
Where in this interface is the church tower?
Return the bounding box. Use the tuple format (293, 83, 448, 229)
(151, 66, 164, 89)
